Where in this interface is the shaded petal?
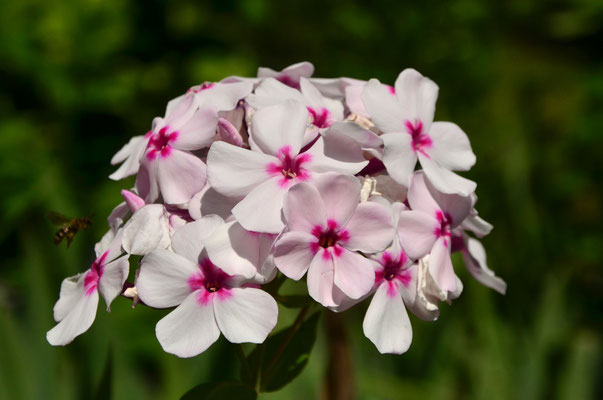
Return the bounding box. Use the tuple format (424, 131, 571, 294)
(155, 291, 220, 358)
(461, 214, 493, 238)
(382, 132, 417, 187)
(394, 68, 439, 129)
(313, 173, 361, 226)
(196, 81, 253, 111)
(171, 216, 224, 261)
(344, 202, 393, 253)
(137, 250, 199, 308)
(52, 273, 85, 322)
(232, 176, 288, 234)
(213, 287, 278, 343)
(307, 253, 345, 308)
(109, 136, 147, 180)
(463, 237, 506, 294)
(427, 122, 475, 171)
(156, 150, 207, 204)
(246, 77, 306, 109)
(173, 107, 219, 150)
(305, 136, 368, 175)
(258, 62, 314, 82)
(333, 249, 375, 299)
(362, 283, 412, 354)
(251, 100, 308, 156)
(122, 204, 170, 256)
(217, 117, 243, 147)
(136, 158, 159, 203)
(423, 174, 473, 228)
(406, 171, 440, 216)
(273, 231, 316, 280)
(345, 83, 369, 117)
(361, 78, 405, 133)
(429, 238, 458, 293)
(283, 181, 326, 233)
(396, 211, 438, 259)
(418, 153, 476, 196)
(47, 289, 98, 346)
(98, 256, 129, 311)
(207, 141, 276, 197)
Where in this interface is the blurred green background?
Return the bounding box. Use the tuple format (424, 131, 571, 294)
(1, 0, 601, 399)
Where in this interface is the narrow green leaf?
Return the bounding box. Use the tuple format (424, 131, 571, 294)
(180, 381, 257, 400)
(94, 349, 112, 400)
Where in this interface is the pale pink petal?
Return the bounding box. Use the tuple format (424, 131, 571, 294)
(333, 249, 375, 299)
(251, 100, 308, 156)
(213, 287, 278, 343)
(344, 202, 393, 253)
(426, 121, 475, 171)
(305, 136, 368, 175)
(137, 250, 199, 308)
(98, 256, 129, 311)
(422, 175, 473, 228)
(121, 190, 145, 213)
(429, 238, 458, 293)
(165, 95, 196, 126)
(155, 292, 220, 358)
(47, 287, 99, 346)
(107, 202, 129, 232)
(382, 132, 417, 187)
(361, 79, 405, 133)
(231, 176, 288, 234)
(171, 216, 224, 262)
(98, 228, 125, 263)
(394, 68, 439, 130)
(52, 273, 85, 322)
(463, 237, 506, 294)
(418, 153, 476, 196)
(156, 149, 207, 204)
(345, 83, 369, 117)
(362, 283, 412, 354)
(273, 231, 316, 280)
(258, 61, 314, 82)
(109, 135, 147, 180)
(300, 77, 327, 108)
(398, 263, 418, 307)
(313, 173, 361, 225)
(172, 108, 219, 150)
(283, 181, 326, 233)
(461, 214, 493, 238)
(396, 211, 438, 259)
(306, 253, 346, 308)
(122, 204, 170, 256)
(136, 159, 159, 203)
(217, 117, 243, 147)
(406, 171, 440, 216)
(196, 81, 253, 111)
(246, 77, 306, 109)
(322, 121, 383, 157)
(207, 141, 276, 197)
(205, 221, 266, 279)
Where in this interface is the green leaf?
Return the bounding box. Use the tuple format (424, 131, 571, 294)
(94, 349, 112, 400)
(247, 310, 321, 392)
(180, 381, 257, 400)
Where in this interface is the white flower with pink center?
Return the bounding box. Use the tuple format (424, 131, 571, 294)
(273, 173, 393, 308)
(397, 172, 472, 294)
(207, 100, 368, 233)
(47, 230, 129, 346)
(137, 216, 278, 358)
(361, 68, 477, 195)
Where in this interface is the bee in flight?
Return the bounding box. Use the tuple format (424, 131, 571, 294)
(47, 212, 92, 247)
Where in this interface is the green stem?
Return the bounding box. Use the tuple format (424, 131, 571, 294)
(235, 344, 252, 386)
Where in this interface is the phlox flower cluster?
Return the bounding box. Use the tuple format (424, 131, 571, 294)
(47, 62, 506, 356)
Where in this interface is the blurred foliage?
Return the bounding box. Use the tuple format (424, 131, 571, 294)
(0, 0, 602, 399)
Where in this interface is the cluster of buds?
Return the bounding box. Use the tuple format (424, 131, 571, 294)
(47, 62, 505, 356)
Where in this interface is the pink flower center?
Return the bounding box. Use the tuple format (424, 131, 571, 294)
(310, 219, 350, 260)
(376, 251, 412, 296)
(189, 258, 232, 305)
(307, 107, 332, 129)
(267, 146, 312, 187)
(84, 251, 107, 296)
(434, 210, 452, 239)
(405, 120, 432, 156)
(146, 126, 178, 160)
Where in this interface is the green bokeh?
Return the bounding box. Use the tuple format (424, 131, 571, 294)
(1, 0, 601, 399)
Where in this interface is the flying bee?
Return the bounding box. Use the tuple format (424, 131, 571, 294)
(47, 212, 92, 247)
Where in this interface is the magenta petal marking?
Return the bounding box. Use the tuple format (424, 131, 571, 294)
(189, 258, 234, 305)
(277, 75, 300, 89)
(433, 211, 452, 240)
(309, 219, 349, 259)
(187, 81, 215, 94)
(374, 250, 412, 290)
(404, 119, 432, 157)
(266, 145, 312, 187)
(146, 126, 179, 160)
(84, 251, 108, 296)
(307, 107, 332, 129)
(386, 84, 396, 95)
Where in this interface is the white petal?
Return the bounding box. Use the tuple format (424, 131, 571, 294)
(462, 214, 493, 238)
(171, 216, 224, 262)
(98, 256, 129, 311)
(196, 81, 253, 111)
(52, 273, 85, 322)
(396, 211, 438, 259)
(283, 181, 326, 233)
(427, 121, 475, 171)
(362, 283, 412, 354)
(156, 150, 207, 204)
(251, 100, 308, 156)
(122, 204, 170, 256)
(344, 202, 393, 253)
(47, 288, 99, 346)
(422, 175, 473, 229)
(232, 176, 288, 234)
(109, 136, 147, 180)
(333, 249, 375, 299)
(213, 288, 278, 343)
(273, 231, 316, 280)
(306, 253, 345, 308)
(246, 77, 305, 109)
(305, 136, 368, 175)
(172, 107, 219, 150)
(418, 153, 476, 196)
(207, 141, 276, 197)
(137, 250, 199, 308)
(463, 237, 506, 294)
(394, 68, 439, 129)
(382, 132, 417, 187)
(361, 78, 405, 133)
(313, 173, 361, 226)
(429, 238, 458, 294)
(155, 291, 220, 358)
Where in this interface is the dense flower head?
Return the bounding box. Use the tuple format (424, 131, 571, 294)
(47, 62, 505, 357)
